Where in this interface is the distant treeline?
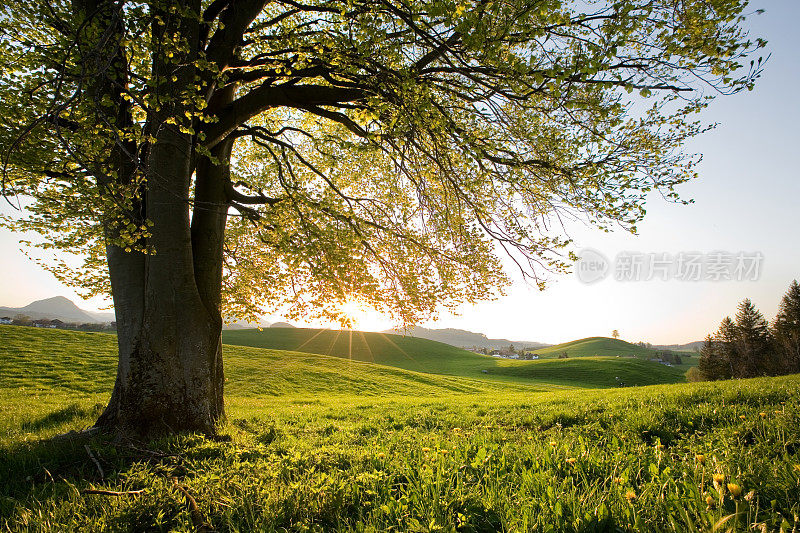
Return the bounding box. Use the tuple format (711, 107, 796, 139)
(692, 280, 800, 381)
(3, 315, 115, 332)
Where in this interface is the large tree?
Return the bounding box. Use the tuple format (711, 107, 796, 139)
(0, 0, 764, 435)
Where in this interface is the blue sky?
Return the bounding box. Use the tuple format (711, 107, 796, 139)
(1, 0, 798, 344)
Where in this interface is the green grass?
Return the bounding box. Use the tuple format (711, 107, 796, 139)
(1, 326, 799, 532)
(222, 328, 686, 387)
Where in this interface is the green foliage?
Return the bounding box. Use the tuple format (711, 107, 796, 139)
(1, 325, 799, 531)
(0, 0, 767, 324)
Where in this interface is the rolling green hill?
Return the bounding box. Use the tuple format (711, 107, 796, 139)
(222, 327, 686, 386)
(533, 336, 659, 358)
(0, 326, 533, 402)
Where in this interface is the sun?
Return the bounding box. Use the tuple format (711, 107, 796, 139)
(337, 299, 390, 332)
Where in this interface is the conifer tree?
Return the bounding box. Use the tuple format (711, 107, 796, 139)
(773, 280, 800, 373)
(733, 299, 773, 377)
(698, 335, 723, 381)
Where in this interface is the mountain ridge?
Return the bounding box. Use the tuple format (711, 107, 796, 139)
(0, 296, 105, 323)
(381, 325, 550, 350)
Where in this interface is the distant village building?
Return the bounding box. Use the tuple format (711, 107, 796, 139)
(0, 317, 11, 325)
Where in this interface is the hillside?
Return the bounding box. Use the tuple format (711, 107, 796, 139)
(0, 326, 687, 408)
(222, 327, 685, 386)
(0, 326, 533, 402)
(532, 336, 660, 358)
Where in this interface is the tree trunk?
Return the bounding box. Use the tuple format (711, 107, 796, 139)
(95, 123, 226, 435)
(95, 0, 226, 437)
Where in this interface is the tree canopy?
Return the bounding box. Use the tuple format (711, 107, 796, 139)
(1, 0, 765, 325)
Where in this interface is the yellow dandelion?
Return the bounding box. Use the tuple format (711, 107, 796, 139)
(759, 412, 767, 418)
(566, 457, 576, 465)
(695, 454, 705, 464)
(793, 464, 800, 473)
(376, 452, 385, 460)
(440, 449, 449, 455)
(727, 483, 742, 497)
(613, 477, 624, 484)
(713, 473, 725, 489)
(452, 427, 462, 433)
(705, 495, 714, 506)
(549, 441, 557, 447)
(775, 410, 782, 415)
(739, 415, 746, 420)
(624, 491, 636, 502)
(527, 436, 533, 440)
(422, 447, 431, 453)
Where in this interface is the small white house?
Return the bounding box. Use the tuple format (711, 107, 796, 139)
(0, 317, 11, 325)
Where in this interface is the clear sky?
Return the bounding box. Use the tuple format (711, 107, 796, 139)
(1, 1, 798, 345)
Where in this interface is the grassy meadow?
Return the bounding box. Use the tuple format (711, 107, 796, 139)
(1, 326, 799, 531)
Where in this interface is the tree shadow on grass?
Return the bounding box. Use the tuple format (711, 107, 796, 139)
(20, 402, 105, 432)
(0, 416, 240, 502)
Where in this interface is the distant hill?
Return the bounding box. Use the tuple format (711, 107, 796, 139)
(533, 337, 659, 359)
(269, 322, 296, 328)
(0, 296, 109, 324)
(381, 325, 550, 350)
(652, 341, 704, 352)
(222, 328, 686, 387)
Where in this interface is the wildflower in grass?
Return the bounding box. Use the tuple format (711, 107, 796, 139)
(452, 427, 462, 433)
(549, 441, 557, 447)
(625, 491, 636, 502)
(613, 477, 624, 484)
(713, 473, 725, 489)
(527, 436, 533, 440)
(566, 457, 576, 465)
(440, 449, 448, 455)
(745, 490, 756, 502)
(422, 447, 430, 453)
(739, 415, 746, 420)
(655, 443, 665, 451)
(376, 452, 385, 460)
(705, 494, 715, 507)
(793, 464, 800, 473)
(760, 412, 767, 418)
(727, 483, 742, 497)
(695, 454, 705, 465)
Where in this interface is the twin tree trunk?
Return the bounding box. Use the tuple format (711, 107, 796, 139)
(90, 0, 235, 436)
(95, 131, 234, 437)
